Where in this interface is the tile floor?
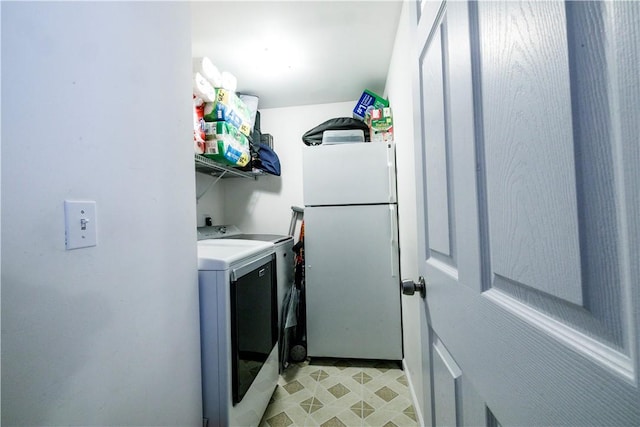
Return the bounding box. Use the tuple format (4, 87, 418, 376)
(259, 358, 418, 427)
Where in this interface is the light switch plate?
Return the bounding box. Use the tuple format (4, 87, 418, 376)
(64, 200, 97, 250)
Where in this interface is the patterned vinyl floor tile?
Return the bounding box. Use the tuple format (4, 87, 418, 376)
(259, 358, 418, 427)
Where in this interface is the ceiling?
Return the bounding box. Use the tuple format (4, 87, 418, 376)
(191, 1, 403, 109)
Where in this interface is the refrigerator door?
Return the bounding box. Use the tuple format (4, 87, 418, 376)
(304, 204, 402, 360)
(303, 142, 397, 206)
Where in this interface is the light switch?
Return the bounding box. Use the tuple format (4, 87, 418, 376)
(64, 200, 97, 250)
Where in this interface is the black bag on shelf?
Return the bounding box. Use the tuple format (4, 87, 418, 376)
(255, 143, 281, 176)
(302, 117, 370, 145)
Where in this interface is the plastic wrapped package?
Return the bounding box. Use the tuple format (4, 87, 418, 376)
(201, 57, 222, 87)
(239, 94, 259, 128)
(203, 88, 252, 136)
(193, 96, 206, 154)
(202, 121, 250, 167)
(194, 72, 216, 102)
(221, 71, 238, 92)
(370, 107, 394, 142)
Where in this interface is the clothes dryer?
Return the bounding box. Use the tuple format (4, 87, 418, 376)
(198, 226, 295, 339)
(197, 238, 278, 426)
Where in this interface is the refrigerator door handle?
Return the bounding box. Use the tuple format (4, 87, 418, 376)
(389, 205, 398, 278)
(386, 144, 396, 203)
(388, 161, 393, 203)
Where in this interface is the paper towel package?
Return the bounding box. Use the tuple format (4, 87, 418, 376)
(201, 57, 223, 87)
(202, 121, 250, 167)
(194, 72, 216, 102)
(203, 88, 252, 136)
(221, 71, 238, 92)
(193, 96, 206, 154)
(239, 94, 259, 128)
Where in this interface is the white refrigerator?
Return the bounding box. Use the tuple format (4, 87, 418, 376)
(302, 142, 402, 360)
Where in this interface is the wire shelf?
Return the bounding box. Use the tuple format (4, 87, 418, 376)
(194, 154, 262, 179)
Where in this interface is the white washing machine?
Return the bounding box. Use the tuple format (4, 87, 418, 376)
(198, 226, 295, 366)
(197, 238, 279, 427)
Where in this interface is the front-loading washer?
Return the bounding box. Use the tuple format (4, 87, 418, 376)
(197, 238, 278, 427)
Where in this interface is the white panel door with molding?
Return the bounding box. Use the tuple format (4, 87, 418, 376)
(408, 1, 640, 425)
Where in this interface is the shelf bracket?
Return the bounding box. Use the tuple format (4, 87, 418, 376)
(196, 171, 226, 201)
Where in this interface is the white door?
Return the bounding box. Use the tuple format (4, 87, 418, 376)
(409, 1, 640, 425)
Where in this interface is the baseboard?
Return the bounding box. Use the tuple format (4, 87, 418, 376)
(402, 358, 425, 427)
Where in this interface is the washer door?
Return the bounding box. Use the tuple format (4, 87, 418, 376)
(230, 255, 277, 405)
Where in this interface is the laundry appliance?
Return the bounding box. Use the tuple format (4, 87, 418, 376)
(198, 226, 294, 331)
(197, 236, 278, 427)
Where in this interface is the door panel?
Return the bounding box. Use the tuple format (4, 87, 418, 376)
(432, 336, 461, 427)
(421, 22, 454, 261)
(411, 0, 640, 425)
(480, 0, 583, 306)
(430, 330, 488, 427)
(477, 0, 631, 372)
(459, 374, 485, 427)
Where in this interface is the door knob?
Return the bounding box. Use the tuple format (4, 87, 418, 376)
(402, 276, 426, 298)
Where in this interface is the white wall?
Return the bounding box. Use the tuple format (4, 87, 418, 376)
(222, 101, 355, 235)
(196, 172, 225, 226)
(1, 3, 202, 425)
(0, 2, 3, 419)
(0, 2, 3, 417)
(384, 1, 425, 424)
